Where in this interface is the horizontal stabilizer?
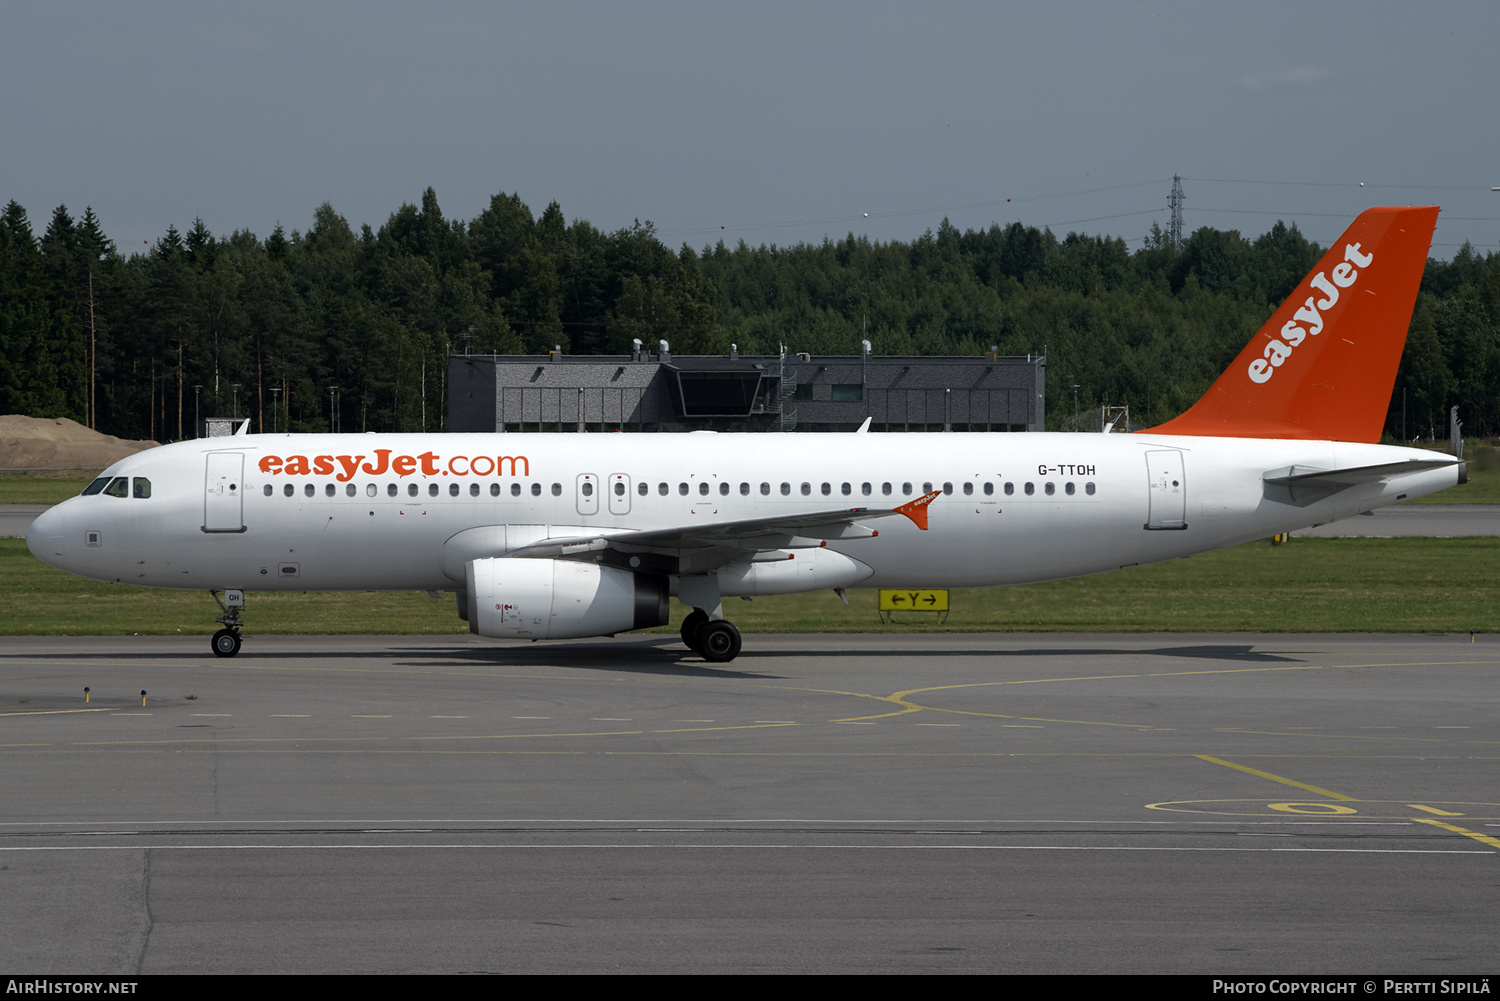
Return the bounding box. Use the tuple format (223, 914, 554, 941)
(1263, 457, 1461, 497)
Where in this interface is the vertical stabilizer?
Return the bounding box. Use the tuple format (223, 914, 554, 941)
(1148, 206, 1438, 442)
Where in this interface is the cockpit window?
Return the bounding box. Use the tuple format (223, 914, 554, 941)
(132, 478, 152, 499)
(82, 477, 111, 496)
(103, 477, 129, 498)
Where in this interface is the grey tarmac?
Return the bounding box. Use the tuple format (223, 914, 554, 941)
(0, 632, 1496, 974)
(0, 505, 52, 539)
(1290, 503, 1500, 537)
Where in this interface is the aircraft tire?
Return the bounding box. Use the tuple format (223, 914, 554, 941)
(680, 610, 708, 651)
(212, 629, 242, 658)
(699, 620, 741, 663)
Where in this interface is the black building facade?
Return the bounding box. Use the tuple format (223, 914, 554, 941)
(448, 344, 1045, 433)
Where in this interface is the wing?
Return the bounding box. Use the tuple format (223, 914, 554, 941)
(505, 490, 940, 574)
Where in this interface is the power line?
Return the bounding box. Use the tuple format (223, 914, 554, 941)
(1042, 208, 1165, 228)
(1191, 206, 1500, 222)
(658, 178, 1171, 239)
(1183, 177, 1487, 192)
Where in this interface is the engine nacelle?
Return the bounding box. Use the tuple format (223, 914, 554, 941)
(465, 557, 669, 640)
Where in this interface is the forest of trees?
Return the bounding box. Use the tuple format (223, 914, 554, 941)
(2, 188, 1496, 443)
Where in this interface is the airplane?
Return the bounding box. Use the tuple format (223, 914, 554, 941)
(26, 207, 1464, 663)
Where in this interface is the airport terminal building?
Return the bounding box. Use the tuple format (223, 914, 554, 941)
(448, 344, 1046, 433)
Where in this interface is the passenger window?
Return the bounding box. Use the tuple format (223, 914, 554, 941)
(901, 482, 912, 496)
(637, 482, 648, 496)
(801, 483, 811, 496)
(133, 478, 152, 499)
(1065, 482, 1075, 496)
(367, 484, 378, 497)
(551, 483, 562, 496)
(304, 483, 315, 498)
(659, 482, 669, 496)
(104, 477, 129, 498)
(409, 483, 419, 497)
(390, 483, 400, 497)
(614, 481, 625, 496)
(263, 484, 272, 496)
(780, 483, 790, 496)
(490, 483, 501, 497)
(942, 483, 953, 495)
(962, 482, 972, 495)
(82, 477, 111, 496)
(1004, 482, 1014, 496)
(882, 482, 892, 496)
(820, 483, 830, 496)
(284, 484, 294, 498)
(512, 483, 522, 497)
(983, 482, 994, 496)
(861, 483, 871, 496)
(326, 483, 336, 497)
(346, 484, 357, 497)
(429, 483, 439, 497)
(531, 483, 542, 496)
(469, 483, 480, 497)
(760, 482, 770, 495)
(1086, 482, 1096, 496)
(841, 482, 851, 496)
(679, 483, 689, 496)
(740, 482, 750, 495)
(1024, 483, 1035, 496)
(698, 482, 709, 496)
(923, 482, 933, 494)
(719, 482, 729, 496)
(582, 482, 594, 497)
(1045, 483, 1055, 496)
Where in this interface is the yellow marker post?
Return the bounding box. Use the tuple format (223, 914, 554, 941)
(84, 687, 89, 703)
(878, 589, 950, 625)
(140, 690, 147, 707)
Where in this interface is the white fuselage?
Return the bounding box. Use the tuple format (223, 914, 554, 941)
(27, 430, 1460, 594)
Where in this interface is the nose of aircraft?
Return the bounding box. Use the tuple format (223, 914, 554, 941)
(25, 503, 68, 570)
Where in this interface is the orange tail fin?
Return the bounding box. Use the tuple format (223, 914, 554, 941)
(1148, 206, 1438, 442)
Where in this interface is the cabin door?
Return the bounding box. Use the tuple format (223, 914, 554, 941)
(204, 452, 246, 533)
(1144, 450, 1187, 530)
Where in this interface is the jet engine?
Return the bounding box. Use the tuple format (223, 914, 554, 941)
(465, 557, 669, 640)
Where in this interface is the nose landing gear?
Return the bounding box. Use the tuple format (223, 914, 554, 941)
(210, 589, 245, 658)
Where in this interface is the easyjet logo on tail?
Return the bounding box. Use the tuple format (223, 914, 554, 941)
(257, 449, 531, 481)
(1248, 242, 1374, 385)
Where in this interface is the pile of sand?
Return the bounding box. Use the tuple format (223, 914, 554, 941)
(0, 415, 160, 470)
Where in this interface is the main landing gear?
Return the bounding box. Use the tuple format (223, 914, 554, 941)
(210, 589, 245, 658)
(680, 608, 742, 663)
(676, 576, 742, 663)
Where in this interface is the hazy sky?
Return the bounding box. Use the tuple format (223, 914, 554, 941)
(5, 1, 1497, 258)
